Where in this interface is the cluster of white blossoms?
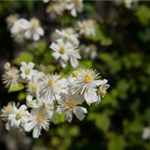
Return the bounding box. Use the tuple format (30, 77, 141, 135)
(6, 15, 44, 42)
(76, 19, 96, 37)
(50, 38, 81, 68)
(49, 20, 97, 68)
(80, 44, 97, 60)
(46, 0, 83, 18)
(1, 62, 109, 138)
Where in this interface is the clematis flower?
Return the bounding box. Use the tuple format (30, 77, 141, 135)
(57, 91, 87, 122)
(20, 62, 36, 80)
(38, 73, 68, 102)
(71, 69, 107, 105)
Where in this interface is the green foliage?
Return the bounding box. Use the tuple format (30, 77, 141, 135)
(13, 51, 34, 65)
(135, 5, 150, 25)
(108, 133, 126, 150)
(89, 25, 113, 46)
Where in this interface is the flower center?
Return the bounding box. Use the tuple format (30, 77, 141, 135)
(98, 89, 106, 97)
(25, 68, 30, 74)
(31, 19, 39, 29)
(48, 78, 54, 86)
(31, 84, 37, 91)
(37, 114, 45, 122)
(72, 71, 78, 77)
(59, 46, 66, 54)
(67, 101, 74, 109)
(84, 74, 92, 83)
(16, 113, 22, 120)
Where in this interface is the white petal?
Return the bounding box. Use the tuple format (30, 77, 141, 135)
(52, 52, 61, 59)
(84, 87, 98, 105)
(50, 43, 59, 51)
(57, 39, 64, 46)
(65, 110, 73, 123)
(72, 94, 84, 105)
(24, 30, 31, 39)
(70, 56, 78, 68)
(36, 27, 44, 36)
(33, 33, 40, 41)
(93, 79, 108, 86)
(33, 126, 41, 138)
(24, 121, 36, 132)
(73, 106, 87, 121)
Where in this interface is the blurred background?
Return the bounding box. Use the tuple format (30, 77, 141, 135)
(0, 1, 150, 150)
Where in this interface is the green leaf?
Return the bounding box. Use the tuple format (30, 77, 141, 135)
(8, 84, 24, 93)
(37, 41, 47, 54)
(135, 5, 150, 25)
(108, 133, 126, 150)
(95, 114, 110, 132)
(89, 25, 112, 46)
(88, 113, 110, 132)
(13, 51, 34, 64)
(53, 113, 65, 124)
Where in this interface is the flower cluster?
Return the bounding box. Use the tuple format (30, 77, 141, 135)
(46, 0, 84, 18)
(6, 15, 44, 42)
(49, 19, 97, 68)
(1, 62, 109, 138)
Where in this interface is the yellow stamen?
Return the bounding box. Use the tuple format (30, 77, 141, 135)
(48, 78, 54, 86)
(31, 19, 39, 29)
(16, 113, 22, 120)
(25, 68, 30, 74)
(37, 114, 45, 122)
(31, 85, 37, 91)
(72, 71, 78, 77)
(84, 74, 92, 83)
(59, 46, 66, 54)
(98, 90, 106, 97)
(67, 101, 74, 109)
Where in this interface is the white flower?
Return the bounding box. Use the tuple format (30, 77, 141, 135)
(98, 81, 110, 103)
(55, 28, 79, 46)
(142, 127, 150, 140)
(1, 102, 15, 121)
(57, 91, 87, 122)
(8, 104, 29, 129)
(2, 63, 22, 90)
(26, 95, 41, 108)
(50, 39, 81, 68)
(20, 62, 36, 80)
(10, 18, 30, 42)
(46, 2, 66, 18)
(6, 14, 19, 28)
(50, 39, 70, 66)
(27, 72, 44, 96)
(71, 69, 107, 105)
(77, 19, 96, 36)
(24, 18, 44, 41)
(80, 44, 97, 59)
(24, 105, 51, 138)
(66, 0, 84, 17)
(38, 73, 68, 102)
